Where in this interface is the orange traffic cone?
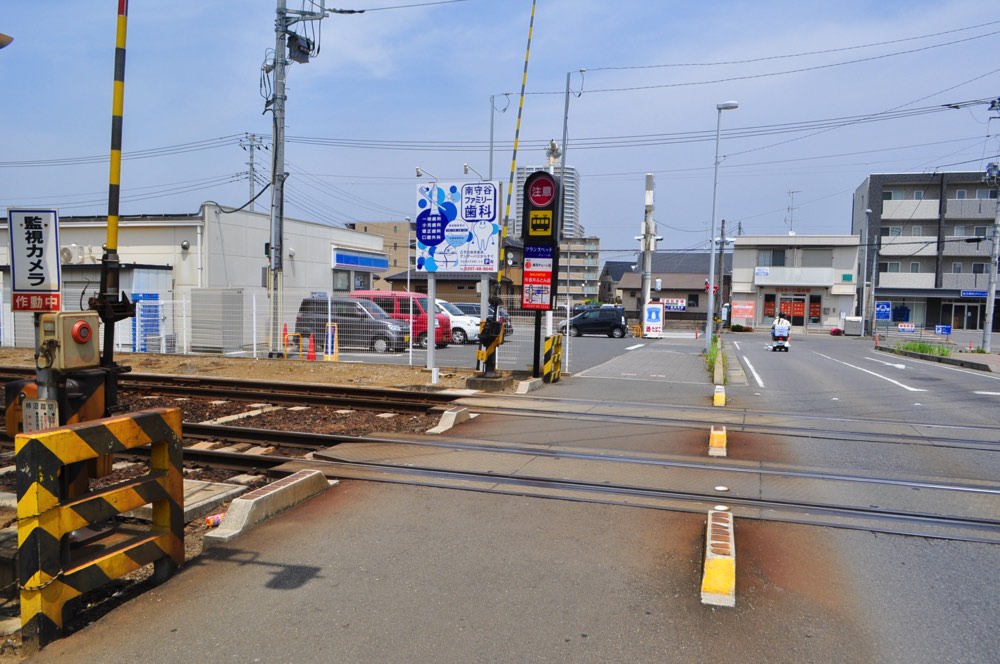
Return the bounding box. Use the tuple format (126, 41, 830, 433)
(307, 333, 317, 361)
(282, 323, 288, 347)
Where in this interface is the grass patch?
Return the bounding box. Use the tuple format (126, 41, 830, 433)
(705, 336, 727, 383)
(895, 341, 951, 357)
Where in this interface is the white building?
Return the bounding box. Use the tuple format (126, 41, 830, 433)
(731, 235, 860, 329)
(1, 203, 387, 352)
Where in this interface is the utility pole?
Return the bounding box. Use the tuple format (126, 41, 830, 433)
(240, 133, 262, 211)
(982, 162, 999, 352)
(640, 174, 655, 307)
(786, 190, 801, 234)
(716, 218, 727, 317)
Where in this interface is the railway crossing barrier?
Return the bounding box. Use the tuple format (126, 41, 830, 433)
(16, 408, 185, 651)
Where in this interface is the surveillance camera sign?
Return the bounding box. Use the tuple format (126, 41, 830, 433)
(7, 209, 61, 312)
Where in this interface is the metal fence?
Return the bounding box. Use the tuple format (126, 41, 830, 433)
(0, 289, 559, 373)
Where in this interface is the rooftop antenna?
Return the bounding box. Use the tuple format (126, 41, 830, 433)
(785, 190, 801, 235)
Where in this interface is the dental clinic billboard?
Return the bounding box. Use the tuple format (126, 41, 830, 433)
(414, 181, 501, 273)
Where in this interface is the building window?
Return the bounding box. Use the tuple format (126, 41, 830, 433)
(687, 293, 699, 308)
(955, 189, 967, 199)
(952, 262, 962, 274)
(333, 269, 351, 291)
(911, 225, 922, 236)
(880, 226, 902, 237)
(757, 249, 785, 267)
(879, 262, 900, 273)
(973, 263, 987, 274)
(951, 225, 966, 237)
(974, 226, 987, 237)
(910, 262, 920, 273)
(882, 190, 903, 201)
(976, 189, 998, 199)
(913, 190, 924, 200)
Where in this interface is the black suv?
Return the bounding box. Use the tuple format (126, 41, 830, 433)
(294, 295, 407, 353)
(559, 306, 628, 338)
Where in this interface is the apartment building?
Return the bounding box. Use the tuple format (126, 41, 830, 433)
(853, 172, 999, 331)
(555, 236, 600, 308)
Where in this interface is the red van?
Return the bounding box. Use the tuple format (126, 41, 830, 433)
(349, 290, 451, 349)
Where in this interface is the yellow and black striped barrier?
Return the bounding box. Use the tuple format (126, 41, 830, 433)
(16, 408, 184, 650)
(543, 334, 562, 383)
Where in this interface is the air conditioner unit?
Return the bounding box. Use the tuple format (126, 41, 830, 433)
(60, 245, 81, 264)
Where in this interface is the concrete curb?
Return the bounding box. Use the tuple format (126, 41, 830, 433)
(708, 426, 727, 457)
(516, 378, 544, 394)
(701, 509, 736, 607)
(712, 385, 726, 407)
(427, 407, 472, 434)
(203, 470, 333, 548)
(875, 346, 995, 372)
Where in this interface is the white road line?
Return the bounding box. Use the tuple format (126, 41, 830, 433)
(865, 356, 905, 369)
(974, 391, 1000, 396)
(731, 341, 741, 351)
(742, 356, 765, 388)
(626, 343, 645, 350)
(813, 351, 926, 392)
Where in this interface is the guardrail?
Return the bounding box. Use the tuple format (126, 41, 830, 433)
(16, 408, 185, 651)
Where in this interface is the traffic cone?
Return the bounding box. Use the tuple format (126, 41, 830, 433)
(282, 323, 288, 347)
(307, 333, 317, 361)
(969, 340, 974, 351)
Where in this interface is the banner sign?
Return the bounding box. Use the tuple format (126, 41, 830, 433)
(8, 209, 61, 312)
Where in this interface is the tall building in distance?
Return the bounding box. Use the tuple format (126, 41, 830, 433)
(512, 165, 583, 239)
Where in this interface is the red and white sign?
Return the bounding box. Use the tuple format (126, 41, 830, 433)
(527, 174, 556, 207)
(731, 300, 755, 322)
(7, 209, 61, 312)
(521, 247, 554, 310)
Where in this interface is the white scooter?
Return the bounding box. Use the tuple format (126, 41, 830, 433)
(771, 324, 790, 352)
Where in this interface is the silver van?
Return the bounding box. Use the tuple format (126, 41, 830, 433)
(295, 295, 407, 353)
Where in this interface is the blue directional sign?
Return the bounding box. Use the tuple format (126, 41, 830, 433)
(935, 324, 952, 336)
(875, 301, 891, 321)
(961, 290, 988, 298)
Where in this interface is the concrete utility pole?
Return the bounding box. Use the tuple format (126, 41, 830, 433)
(982, 162, 999, 352)
(641, 173, 655, 306)
(241, 133, 262, 211)
(716, 218, 727, 317)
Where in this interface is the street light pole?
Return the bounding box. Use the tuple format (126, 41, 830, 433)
(705, 101, 738, 354)
(982, 162, 999, 352)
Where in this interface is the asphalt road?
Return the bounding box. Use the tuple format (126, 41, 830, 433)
(28, 332, 1000, 663)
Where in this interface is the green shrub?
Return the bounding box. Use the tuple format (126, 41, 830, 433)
(895, 341, 951, 357)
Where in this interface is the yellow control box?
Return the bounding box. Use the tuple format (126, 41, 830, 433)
(38, 311, 101, 371)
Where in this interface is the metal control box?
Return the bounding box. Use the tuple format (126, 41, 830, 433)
(39, 311, 101, 370)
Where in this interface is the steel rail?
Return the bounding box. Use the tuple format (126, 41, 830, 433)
(123, 425, 1000, 544)
(0, 366, 460, 413)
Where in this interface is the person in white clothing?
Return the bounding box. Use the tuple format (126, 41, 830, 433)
(771, 312, 791, 340)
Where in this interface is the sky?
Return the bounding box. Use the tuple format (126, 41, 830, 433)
(2, 0, 999, 265)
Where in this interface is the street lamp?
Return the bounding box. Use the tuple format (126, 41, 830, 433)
(705, 101, 739, 353)
(463, 163, 485, 181)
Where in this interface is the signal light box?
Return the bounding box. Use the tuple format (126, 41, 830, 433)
(521, 171, 561, 311)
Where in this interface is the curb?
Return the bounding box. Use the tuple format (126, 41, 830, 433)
(701, 509, 736, 607)
(427, 407, 472, 434)
(708, 426, 727, 457)
(712, 385, 726, 407)
(516, 378, 544, 394)
(875, 346, 995, 372)
(203, 470, 333, 548)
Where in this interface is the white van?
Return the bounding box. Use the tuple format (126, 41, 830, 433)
(436, 299, 481, 345)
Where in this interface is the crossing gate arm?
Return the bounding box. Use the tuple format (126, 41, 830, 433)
(15, 408, 184, 650)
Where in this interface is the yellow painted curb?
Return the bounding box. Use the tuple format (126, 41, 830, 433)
(713, 385, 726, 407)
(708, 426, 727, 457)
(701, 510, 736, 607)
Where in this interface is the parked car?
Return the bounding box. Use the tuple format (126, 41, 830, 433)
(436, 299, 480, 345)
(453, 302, 513, 336)
(349, 290, 450, 349)
(559, 306, 629, 338)
(294, 295, 407, 353)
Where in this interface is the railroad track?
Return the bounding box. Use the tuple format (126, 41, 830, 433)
(119, 423, 1000, 545)
(0, 366, 462, 413)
